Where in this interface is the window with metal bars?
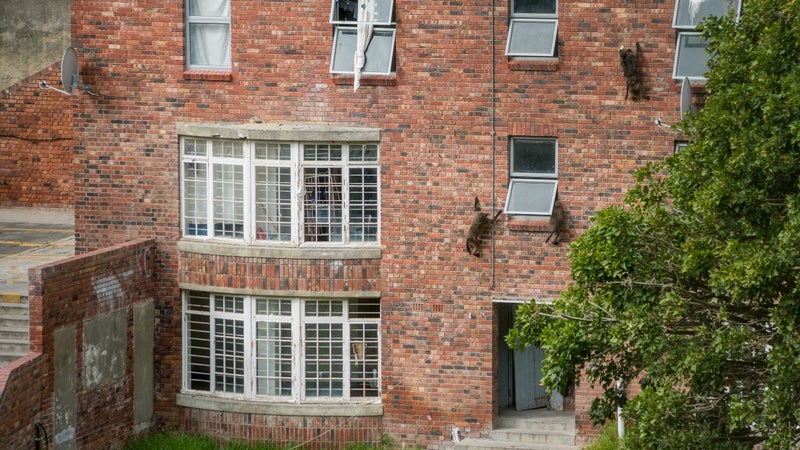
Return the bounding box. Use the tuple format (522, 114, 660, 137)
(183, 292, 380, 402)
(181, 138, 379, 246)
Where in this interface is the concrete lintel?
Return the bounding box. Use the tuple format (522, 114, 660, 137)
(177, 239, 381, 260)
(178, 282, 381, 299)
(177, 122, 382, 142)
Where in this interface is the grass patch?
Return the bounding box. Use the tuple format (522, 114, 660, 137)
(583, 422, 621, 450)
(125, 432, 393, 450)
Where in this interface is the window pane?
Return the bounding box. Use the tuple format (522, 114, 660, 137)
(505, 19, 558, 57)
(186, 291, 211, 312)
(214, 295, 244, 313)
(255, 167, 292, 241)
(254, 142, 291, 161)
(512, 0, 556, 15)
(183, 138, 207, 157)
(303, 168, 344, 242)
(331, 0, 394, 23)
(186, 292, 211, 391)
(512, 138, 557, 177)
(183, 161, 208, 236)
(214, 318, 245, 394)
(188, 23, 231, 68)
(349, 144, 378, 162)
(331, 28, 395, 74)
(349, 168, 379, 242)
(212, 140, 243, 158)
(255, 321, 293, 396)
(213, 164, 244, 238)
(674, 33, 710, 80)
(255, 298, 292, 316)
(348, 298, 380, 319)
(673, 0, 739, 29)
(305, 323, 344, 397)
(306, 300, 344, 317)
(350, 323, 379, 397)
(303, 144, 343, 162)
(188, 0, 230, 17)
(505, 179, 558, 216)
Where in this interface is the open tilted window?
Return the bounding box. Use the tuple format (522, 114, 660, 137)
(672, 0, 742, 80)
(505, 0, 558, 57)
(504, 137, 558, 216)
(330, 0, 396, 83)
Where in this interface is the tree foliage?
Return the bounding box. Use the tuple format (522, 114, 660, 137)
(507, 1, 800, 448)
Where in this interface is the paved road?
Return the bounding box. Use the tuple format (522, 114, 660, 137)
(0, 208, 74, 298)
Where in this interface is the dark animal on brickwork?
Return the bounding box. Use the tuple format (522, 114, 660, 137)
(465, 197, 502, 257)
(545, 199, 565, 245)
(619, 42, 649, 101)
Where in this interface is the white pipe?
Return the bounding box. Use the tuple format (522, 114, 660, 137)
(38, 81, 72, 96)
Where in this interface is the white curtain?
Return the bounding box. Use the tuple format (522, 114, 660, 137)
(188, 0, 231, 67)
(354, 0, 375, 91)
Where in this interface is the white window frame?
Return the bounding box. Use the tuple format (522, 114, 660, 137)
(505, 0, 558, 57)
(671, 0, 742, 81)
(185, 0, 232, 71)
(504, 137, 559, 217)
(673, 32, 711, 81)
(182, 292, 381, 403)
(180, 138, 380, 246)
(330, 0, 396, 75)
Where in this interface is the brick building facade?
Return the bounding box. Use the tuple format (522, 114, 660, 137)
(46, 0, 724, 447)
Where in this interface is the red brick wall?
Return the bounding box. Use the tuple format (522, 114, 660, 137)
(181, 410, 383, 449)
(0, 63, 73, 207)
(0, 239, 157, 450)
(68, 0, 682, 447)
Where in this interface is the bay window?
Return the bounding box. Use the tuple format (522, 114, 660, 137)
(184, 292, 381, 402)
(181, 137, 379, 246)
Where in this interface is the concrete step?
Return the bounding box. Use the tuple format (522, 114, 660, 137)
(0, 338, 29, 354)
(455, 438, 579, 450)
(0, 325, 28, 340)
(455, 410, 577, 450)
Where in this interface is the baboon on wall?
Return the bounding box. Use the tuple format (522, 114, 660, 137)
(545, 199, 565, 245)
(465, 197, 502, 257)
(619, 42, 649, 101)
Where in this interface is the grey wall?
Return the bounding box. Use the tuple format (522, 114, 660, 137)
(0, 0, 70, 91)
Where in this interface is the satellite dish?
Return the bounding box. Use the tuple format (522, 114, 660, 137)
(39, 46, 98, 96)
(61, 47, 79, 94)
(680, 76, 694, 119)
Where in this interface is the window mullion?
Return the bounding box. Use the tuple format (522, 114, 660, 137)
(292, 145, 303, 246)
(243, 296, 253, 398)
(243, 142, 253, 244)
(293, 298, 303, 402)
(343, 300, 351, 400)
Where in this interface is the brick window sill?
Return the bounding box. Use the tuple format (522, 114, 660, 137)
(506, 216, 552, 232)
(508, 58, 559, 72)
(183, 70, 233, 82)
(331, 74, 397, 87)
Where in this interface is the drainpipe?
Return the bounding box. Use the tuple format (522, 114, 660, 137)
(616, 380, 625, 439)
(490, 0, 497, 289)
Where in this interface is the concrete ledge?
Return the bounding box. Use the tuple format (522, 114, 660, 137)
(179, 282, 381, 299)
(178, 239, 381, 260)
(177, 392, 383, 417)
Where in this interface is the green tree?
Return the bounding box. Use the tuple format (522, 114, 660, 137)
(508, 1, 800, 448)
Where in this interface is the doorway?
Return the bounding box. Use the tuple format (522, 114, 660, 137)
(497, 302, 548, 410)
